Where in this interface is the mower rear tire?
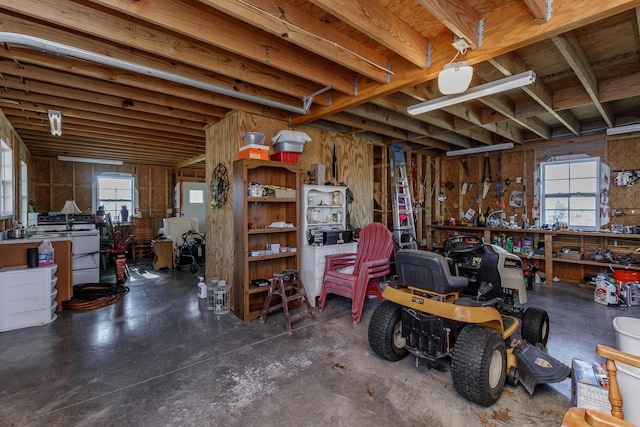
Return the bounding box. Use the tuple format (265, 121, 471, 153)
(368, 300, 408, 362)
(451, 325, 507, 407)
(521, 307, 549, 346)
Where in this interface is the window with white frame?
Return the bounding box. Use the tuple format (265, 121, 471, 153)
(541, 157, 600, 230)
(0, 139, 13, 218)
(96, 173, 135, 222)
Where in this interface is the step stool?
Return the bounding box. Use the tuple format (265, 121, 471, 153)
(260, 270, 315, 334)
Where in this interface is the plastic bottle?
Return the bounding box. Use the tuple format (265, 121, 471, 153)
(505, 236, 513, 252)
(38, 240, 55, 266)
(197, 276, 207, 299)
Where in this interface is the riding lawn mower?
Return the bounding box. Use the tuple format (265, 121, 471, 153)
(368, 235, 570, 406)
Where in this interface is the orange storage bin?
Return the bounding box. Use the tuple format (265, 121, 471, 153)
(238, 144, 269, 160)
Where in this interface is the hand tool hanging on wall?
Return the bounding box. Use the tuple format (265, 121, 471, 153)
(332, 143, 338, 182)
(482, 153, 492, 199)
(495, 153, 505, 210)
(461, 157, 470, 177)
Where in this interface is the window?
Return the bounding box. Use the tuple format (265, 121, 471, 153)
(0, 139, 12, 218)
(189, 189, 204, 204)
(96, 173, 135, 221)
(21, 160, 27, 225)
(541, 157, 600, 230)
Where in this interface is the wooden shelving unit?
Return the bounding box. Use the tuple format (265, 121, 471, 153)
(427, 225, 640, 283)
(232, 159, 300, 322)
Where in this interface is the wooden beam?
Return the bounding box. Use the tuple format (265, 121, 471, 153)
(325, 112, 409, 140)
(88, 0, 356, 94)
(489, 52, 579, 136)
(0, 50, 291, 120)
(552, 32, 615, 127)
(309, 0, 430, 67)
(0, 0, 329, 101)
(523, 0, 551, 23)
(198, 0, 389, 82)
(176, 155, 206, 169)
(416, 0, 481, 49)
(0, 70, 214, 129)
(291, 0, 640, 126)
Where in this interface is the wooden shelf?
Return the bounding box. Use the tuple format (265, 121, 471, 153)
(248, 227, 297, 235)
(248, 252, 297, 262)
(233, 159, 300, 322)
(427, 225, 640, 284)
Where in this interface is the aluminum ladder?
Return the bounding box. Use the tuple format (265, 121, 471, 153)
(389, 144, 418, 249)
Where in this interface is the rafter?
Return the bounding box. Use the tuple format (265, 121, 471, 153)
(552, 32, 615, 127)
(308, 0, 430, 68)
(87, 0, 356, 94)
(197, 0, 390, 82)
(0, 0, 330, 101)
(416, 0, 481, 49)
(291, 0, 639, 126)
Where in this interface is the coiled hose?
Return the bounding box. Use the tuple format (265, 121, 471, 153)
(62, 283, 130, 311)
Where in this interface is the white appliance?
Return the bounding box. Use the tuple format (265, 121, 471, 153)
(300, 185, 358, 306)
(71, 230, 100, 285)
(0, 264, 58, 332)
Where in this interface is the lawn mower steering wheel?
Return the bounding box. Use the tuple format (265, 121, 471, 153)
(442, 235, 483, 254)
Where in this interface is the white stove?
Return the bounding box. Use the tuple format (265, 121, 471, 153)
(34, 214, 100, 285)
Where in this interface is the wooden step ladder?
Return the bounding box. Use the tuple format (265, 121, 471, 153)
(259, 270, 315, 334)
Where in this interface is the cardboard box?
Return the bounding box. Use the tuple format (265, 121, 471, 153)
(571, 359, 611, 413)
(265, 187, 296, 198)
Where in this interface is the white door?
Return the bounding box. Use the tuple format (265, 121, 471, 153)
(179, 182, 206, 234)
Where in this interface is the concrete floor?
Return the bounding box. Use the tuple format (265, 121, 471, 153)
(1, 260, 639, 427)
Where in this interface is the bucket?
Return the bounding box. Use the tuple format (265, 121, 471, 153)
(612, 317, 640, 425)
(613, 270, 640, 283)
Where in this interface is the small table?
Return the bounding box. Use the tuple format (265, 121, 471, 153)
(152, 239, 174, 270)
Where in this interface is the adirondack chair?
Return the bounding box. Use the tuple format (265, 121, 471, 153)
(319, 222, 393, 324)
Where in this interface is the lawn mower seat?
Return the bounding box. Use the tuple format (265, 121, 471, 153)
(396, 249, 468, 294)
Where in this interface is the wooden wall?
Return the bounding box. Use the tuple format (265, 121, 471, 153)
(31, 159, 203, 221)
(410, 135, 640, 241)
(205, 111, 374, 285)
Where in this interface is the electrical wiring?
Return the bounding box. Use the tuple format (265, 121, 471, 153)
(62, 283, 129, 311)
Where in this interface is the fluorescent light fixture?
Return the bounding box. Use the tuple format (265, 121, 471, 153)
(606, 124, 640, 136)
(408, 71, 536, 115)
(48, 109, 62, 136)
(58, 156, 123, 165)
(438, 62, 473, 95)
(446, 142, 514, 157)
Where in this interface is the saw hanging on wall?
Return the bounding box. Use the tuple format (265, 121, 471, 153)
(482, 153, 492, 199)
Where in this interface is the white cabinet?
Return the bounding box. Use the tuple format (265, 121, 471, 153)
(300, 243, 358, 306)
(71, 231, 100, 285)
(0, 264, 58, 332)
(301, 185, 350, 245)
(300, 185, 357, 306)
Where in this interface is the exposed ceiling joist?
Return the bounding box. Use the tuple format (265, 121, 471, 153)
(417, 0, 481, 49)
(308, 0, 430, 68)
(552, 32, 615, 127)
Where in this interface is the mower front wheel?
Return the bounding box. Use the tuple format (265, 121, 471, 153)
(451, 325, 507, 407)
(368, 300, 408, 362)
(521, 307, 549, 346)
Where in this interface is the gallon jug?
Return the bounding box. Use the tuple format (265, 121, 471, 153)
(197, 276, 207, 299)
(38, 240, 55, 266)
